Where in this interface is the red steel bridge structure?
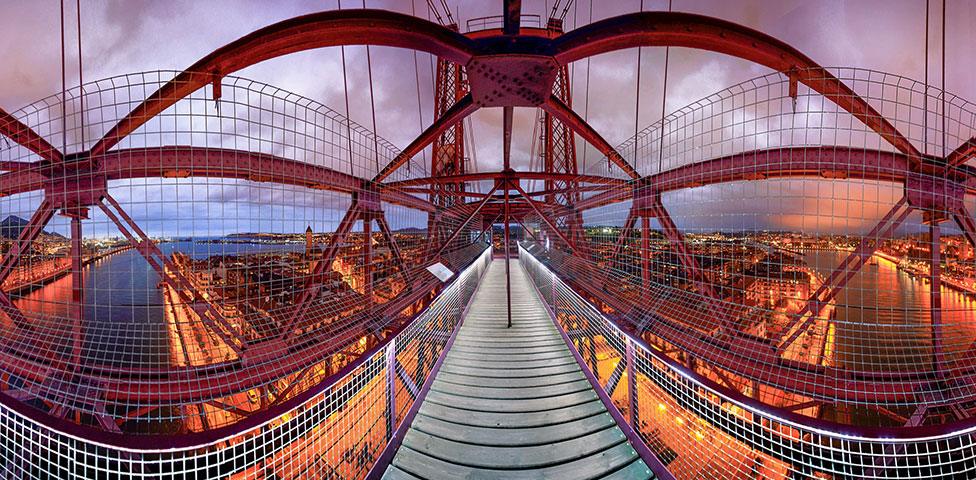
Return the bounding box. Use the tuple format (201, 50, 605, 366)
(1, 1, 976, 478)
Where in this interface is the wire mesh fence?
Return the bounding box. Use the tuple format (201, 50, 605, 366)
(521, 245, 976, 479)
(0, 244, 488, 479)
(0, 70, 486, 446)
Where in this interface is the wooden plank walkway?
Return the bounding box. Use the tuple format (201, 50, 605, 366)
(383, 259, 655, 480)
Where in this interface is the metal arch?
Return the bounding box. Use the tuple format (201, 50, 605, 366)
(0, 146, 434, 213)
(89, 9, 478, 157)
(576, 146, 975, 212)
(373, 93, 477, 183)
(548, 11, 923, 164)
(0, 107, 63, 164)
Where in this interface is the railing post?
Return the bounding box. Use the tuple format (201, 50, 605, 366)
(626, 338, 639, 429)
(385, 338, 397, 440)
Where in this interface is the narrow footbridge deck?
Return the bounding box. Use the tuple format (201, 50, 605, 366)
(383, 259, 655, 479)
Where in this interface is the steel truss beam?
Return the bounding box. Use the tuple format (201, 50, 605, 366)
(284, 192, 411, 339)
(775, 197, 913, 355)
(0, 107, 63, 164)
(947, 137, 976, 167)
(540, 94, 639, 179)
(97, 192, 247, 355)
(374, 94, 477, 183)
(576, 146, 976, 212)
(0, 146, 433, 213)
(0, 199, 56, 328)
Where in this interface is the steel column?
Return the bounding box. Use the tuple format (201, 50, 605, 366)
(626, 339, 638, 427)
(385, 338, 396, 440)
(504, 181, 513, 329)
(930, 220, 945, 378)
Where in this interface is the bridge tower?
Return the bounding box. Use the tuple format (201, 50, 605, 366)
(537, 17, 587, 254)
(427, 23, 471, 257)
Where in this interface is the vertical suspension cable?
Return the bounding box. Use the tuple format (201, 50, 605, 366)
(337, 0, 355, 175)
(657, 0, 673, 173)
(632, 0, 644, 171)
(941, 0, 947, 157)
(411, 0, 425, 174)
(75, 0, 84, 149)
(580, 0, 593, 173)
(924, 0, 929, 155)
(363, 0, 381, 174)
(60, 0, 67, 154)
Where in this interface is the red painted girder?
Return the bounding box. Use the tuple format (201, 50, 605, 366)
(575, 146, 969, 212)
(374, 93, 477, 183)
(557, 261, 938, 405)
(0, 161, 39, 172)
(549, 11, 922, 163)
(0, 146, 433, 213)
(0, 198, 56, 285)
(646, 197, 734, 331)
(608, 206, 639, 268)
(97, 194, 246, 354)
(503, 0, 521, 36)
(540, 94, 639, 179)
(775, 197, 912, 354)
(947, 137, 976, 167)
(0, 107, 63, 164)
(89, 10, 476, 157)
(434, 181, 499, 258)
(953, 204, 976, 249)
(395, 184, 611, 203)
(385, 171, 626, 189)
(510, 180, 577, 252)
(502, 105, 515, 170)
(375, 212, 412, 285)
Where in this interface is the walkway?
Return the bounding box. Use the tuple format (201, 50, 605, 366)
(383, 259, 655, 479)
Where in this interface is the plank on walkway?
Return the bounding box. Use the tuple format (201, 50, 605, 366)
(382, 259, 655, 480)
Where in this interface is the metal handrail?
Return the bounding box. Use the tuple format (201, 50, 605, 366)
(520, 245, 976, 479)
(0, 247, 491, 478)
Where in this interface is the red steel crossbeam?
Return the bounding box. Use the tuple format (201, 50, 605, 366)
(385, 171, 625, 190)
(608, 205, 640, 270)
(88, 10, 476, 158)
(952, 204, 976, 249)
(374, 94, 477, 183)
(433, 181, 500, 258)
(776, 197, 913, 354)
(0, 107, 63, 164)
(540, 94, 639, 179)
(375, 212, 412, 285)
(0, 146, 434, 213)
(97, 193, 246, 355)
(644, 195, 734, 331)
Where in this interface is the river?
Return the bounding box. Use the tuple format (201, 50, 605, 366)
(802, 250, 976, 373)
(12, 239, 304, 367)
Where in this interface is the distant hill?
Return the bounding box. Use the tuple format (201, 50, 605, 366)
(394, 227, 427, 234)
(0, 215, 64, 240)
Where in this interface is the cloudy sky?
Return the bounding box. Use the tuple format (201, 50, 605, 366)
(1, 0, 974, 235)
